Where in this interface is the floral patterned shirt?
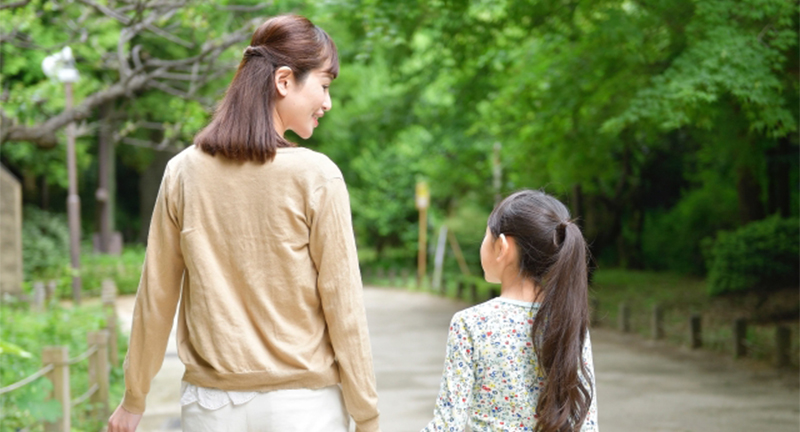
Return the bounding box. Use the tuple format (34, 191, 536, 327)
(422, 297, 598, 432)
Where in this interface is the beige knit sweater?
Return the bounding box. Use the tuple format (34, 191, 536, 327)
(121, 145, 380, 431)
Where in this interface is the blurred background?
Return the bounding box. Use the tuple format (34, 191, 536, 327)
(0, 0, 797, 430)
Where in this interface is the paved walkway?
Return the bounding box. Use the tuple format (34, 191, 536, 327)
(116, 288, 799, 432)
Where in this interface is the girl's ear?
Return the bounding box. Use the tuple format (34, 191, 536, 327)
(497, 233, 510, 262)
(274, 66, 294, 97)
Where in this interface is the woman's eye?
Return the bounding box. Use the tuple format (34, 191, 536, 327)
(323, 85, 330, 90)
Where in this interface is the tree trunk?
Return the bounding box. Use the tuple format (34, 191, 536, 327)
(767, 137, 795, 218)
(736, 164, 764, 224)
(139, 149, 175, 244)
(96, 102, 116, 253)
(40, 175, 49, 210)
(572, 184, 583, 223)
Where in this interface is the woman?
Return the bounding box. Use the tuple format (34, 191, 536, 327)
(108, 14, 381, 432)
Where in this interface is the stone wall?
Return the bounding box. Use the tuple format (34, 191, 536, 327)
(0, 164, 23, 294)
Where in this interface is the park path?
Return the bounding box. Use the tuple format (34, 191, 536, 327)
(115, 287, 799, 432)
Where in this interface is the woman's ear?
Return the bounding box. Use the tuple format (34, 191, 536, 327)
(274, 66, 294, 97)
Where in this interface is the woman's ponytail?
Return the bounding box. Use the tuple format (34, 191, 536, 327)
(487, 190, 593, 432)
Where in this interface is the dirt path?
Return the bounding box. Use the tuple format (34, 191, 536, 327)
(116, 288, 799, 432)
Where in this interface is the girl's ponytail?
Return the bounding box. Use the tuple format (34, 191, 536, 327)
(487, 190, 593, 432)
(531, 221, 592, 432)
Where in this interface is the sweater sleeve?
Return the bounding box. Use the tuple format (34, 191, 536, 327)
(421, 313, 474, 432)
(121, 163, 185, 414)
(309, 176, 381, 432)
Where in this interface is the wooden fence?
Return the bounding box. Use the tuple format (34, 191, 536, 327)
(607, 300, 794, 368)
(0, 279, 120, 431)
(363, 267, 794, 369)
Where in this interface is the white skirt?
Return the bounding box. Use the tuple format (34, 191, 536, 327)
(180, 384, 350, 432)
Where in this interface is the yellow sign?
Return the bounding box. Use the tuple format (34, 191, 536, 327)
(415, 181, 430, 210)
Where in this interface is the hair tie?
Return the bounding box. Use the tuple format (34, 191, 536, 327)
(243, 45, 266, 58)
(554, 220, 571, 247)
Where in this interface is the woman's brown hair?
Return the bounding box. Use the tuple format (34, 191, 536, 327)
(195, 14, 339, 163)
(488, 189, 593, 432)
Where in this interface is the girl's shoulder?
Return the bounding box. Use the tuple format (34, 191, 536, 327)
(452, 298, 538, 330)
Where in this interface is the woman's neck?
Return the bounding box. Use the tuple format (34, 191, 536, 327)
(273, 111, 286, 137)
(499, 273, 542, 303)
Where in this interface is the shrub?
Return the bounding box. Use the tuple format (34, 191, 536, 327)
(705, 215, 799, 296)
(0, 302, 127, 431)
(81, 245, 146, 296)
(21, 206, 70, 281)
(641, 181, 739, 275)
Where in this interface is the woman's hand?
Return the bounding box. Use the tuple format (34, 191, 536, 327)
(108, 404, 143, 432)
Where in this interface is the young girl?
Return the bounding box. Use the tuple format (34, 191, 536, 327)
(422, 190, 598, 432)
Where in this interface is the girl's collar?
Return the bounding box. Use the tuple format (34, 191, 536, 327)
(494, 297, 540, 308)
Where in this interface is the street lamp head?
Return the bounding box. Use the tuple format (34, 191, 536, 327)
(42, 46, 80, 83)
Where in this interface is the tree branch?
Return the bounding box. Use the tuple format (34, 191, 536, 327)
(2, 30, 248, 147)
(119, 137, 184, 153)
(216, 2, 273, 12)
(1, 74, 150, 147)
(1, 3, 257, 148)
(0, 0, 31, 10)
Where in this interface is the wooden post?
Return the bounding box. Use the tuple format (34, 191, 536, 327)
(775, 326, 791, 369)
(734, 318, 747, 359)
(388, 268, 396, 287)
(416, 182, 429, 289)
(690, 314, 702, 349)
(618, 303, 630, 333)
(101, 279, 116, 305)
(417, 207, 428, 289)
(102, 280, 118, 366)
(590, 298, 599, 327)
(32, 281, 45, 312)
(652, 304, 664, 340)
(88, 331, 110, 420)
(376, 267, 385, 282)
(46, 279, 57, 303)
(447, 230, 472, 278)
(42, 346, 70, 432)
(456, 281, 464, 300)
(401, 268, 409, 287)
(469, 283, 478, 303)
(431, 225, 448, 293)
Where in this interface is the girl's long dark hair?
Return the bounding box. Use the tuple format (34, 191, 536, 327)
(195, 14, 339, 163)
(488, 189, 592, 432)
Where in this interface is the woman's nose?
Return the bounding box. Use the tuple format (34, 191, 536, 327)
(323, 92, 332, 111)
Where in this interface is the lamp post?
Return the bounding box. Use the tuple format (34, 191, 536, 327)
(42, 47, 82, 305)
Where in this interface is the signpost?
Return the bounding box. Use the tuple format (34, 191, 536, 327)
(415, 181, 429, 289)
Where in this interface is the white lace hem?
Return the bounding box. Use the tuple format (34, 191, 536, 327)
(180, 381, 259, 410)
